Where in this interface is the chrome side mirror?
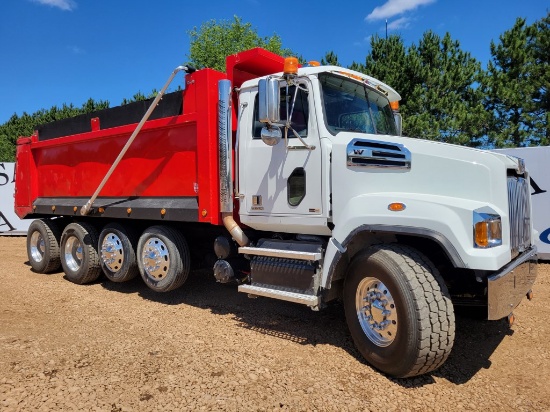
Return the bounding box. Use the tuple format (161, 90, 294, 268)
(258, 78, 280, 124)
(260, 126, 282, 146)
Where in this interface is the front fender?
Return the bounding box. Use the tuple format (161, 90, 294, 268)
(322, 193, 512, 288)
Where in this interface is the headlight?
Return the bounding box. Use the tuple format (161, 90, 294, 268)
(473, 210, 502, 248)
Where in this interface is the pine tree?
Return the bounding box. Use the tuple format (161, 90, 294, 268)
(482, 16, 548, 147)
(402, 32, 488, 145)
(361, 35, 409, 105)
(321, 51, 340, 66)
(353, 32, 487, 146)
(532, 12, 550, 145)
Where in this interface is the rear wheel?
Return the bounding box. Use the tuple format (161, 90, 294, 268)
(26, 219, 62, 273)
(137, 226, 190, 292)
(344, 244, 455, 378)
(99, 223, 139, 282)
(60, 222, 101, 284)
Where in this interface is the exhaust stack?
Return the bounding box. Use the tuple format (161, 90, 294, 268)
(218, 80, 249, 247)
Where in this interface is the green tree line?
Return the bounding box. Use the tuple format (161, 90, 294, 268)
(344, 13, 548, 148)
(1, 14, 548, 162)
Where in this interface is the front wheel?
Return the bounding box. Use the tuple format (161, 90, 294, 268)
(344, 244, 455, 378)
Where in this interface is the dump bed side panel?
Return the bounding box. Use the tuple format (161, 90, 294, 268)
(14, 68, 227, 226)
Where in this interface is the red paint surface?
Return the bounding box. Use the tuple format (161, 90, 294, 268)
(15, 48, 287, 224)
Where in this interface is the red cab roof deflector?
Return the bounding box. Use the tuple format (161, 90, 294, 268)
(226, 48, 285, 89)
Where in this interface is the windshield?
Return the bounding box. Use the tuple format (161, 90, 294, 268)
(319, 73, 397, 136)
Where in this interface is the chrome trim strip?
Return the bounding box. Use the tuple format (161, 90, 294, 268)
(239, 246, 322, 261)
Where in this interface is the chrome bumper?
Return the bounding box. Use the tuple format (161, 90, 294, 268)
(487, 246, 538, 320)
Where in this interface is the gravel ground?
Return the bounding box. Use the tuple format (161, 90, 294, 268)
(0, 235, 549, 411)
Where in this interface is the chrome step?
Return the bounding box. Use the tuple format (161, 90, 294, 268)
(238, 246, 321, 261)
(238, 284, 320, 308)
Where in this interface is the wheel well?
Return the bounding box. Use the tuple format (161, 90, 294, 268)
(324, 231, 457, 302)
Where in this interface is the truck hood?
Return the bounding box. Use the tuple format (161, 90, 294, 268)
(329, 133, 519, 216)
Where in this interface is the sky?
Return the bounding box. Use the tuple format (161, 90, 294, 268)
(0, 0, 547, 125)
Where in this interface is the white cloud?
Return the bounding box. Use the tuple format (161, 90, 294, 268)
(366, 0, 435, 21)
(68, 46, 85, 54)
(387, 16, 412, 30)
(32, 0, 77, 11)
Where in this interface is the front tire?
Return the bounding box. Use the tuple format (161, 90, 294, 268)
(60, 222, 101, 284)
(137, 226, 190, 292)
(27, 219, 62, 273)
(344, 244, 455, 378)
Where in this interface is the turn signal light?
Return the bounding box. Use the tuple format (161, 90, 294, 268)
(388, 202, 406, 212)
(390, 101, 400, 111)
(474, 219, 502, 248)
(284, 57, 299, 75)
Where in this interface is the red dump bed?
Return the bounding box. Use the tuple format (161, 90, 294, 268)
(14, 48, 285, 225)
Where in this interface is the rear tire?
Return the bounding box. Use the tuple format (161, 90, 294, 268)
(60, 222, 101, 284)
(26, 219, 62, 273)
(344, 244, 455, 378)
(137, 226, 190, 292)
(99, 223, 139, 282)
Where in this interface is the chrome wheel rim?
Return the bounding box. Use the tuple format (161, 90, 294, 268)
(30, 231, 45, 263)
(64, 236, 83, 272)
(356, 277, 398, 347)
(101, 232, 124, 272)
(142, 237, 169, 280)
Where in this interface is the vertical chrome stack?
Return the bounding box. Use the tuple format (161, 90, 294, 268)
(218, 80, 233, 213)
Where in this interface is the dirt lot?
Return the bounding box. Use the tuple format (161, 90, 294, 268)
(0, 235, 549, 411)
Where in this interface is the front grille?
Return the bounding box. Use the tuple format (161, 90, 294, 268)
(507, 176, 531, 258)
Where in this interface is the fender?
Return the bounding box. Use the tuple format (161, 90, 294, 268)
(321, 224, 462, 289)
(322, 193, 513, 288)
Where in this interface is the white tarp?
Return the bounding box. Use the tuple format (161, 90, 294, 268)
(494, 146, 550, 260)
(0, 162, 30, 235)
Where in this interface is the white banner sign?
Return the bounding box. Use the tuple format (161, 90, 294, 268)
(0, 162, 31, 235)
(494, 147, 550, 260)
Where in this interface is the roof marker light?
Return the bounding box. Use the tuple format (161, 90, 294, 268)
(284, 57, 299, 75)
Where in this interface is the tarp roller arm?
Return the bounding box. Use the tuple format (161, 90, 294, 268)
(80, 65, 195, 216)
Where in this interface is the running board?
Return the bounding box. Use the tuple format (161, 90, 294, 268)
(238, 246, 322, 261)
(238, 284, 320, 308)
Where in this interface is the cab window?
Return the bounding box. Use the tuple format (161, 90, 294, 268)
(252, 85, 309, 138)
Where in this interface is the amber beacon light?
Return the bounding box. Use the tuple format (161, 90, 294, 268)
(284, 57, 299, 75)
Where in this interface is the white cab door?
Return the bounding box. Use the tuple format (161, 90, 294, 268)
(239, 82, 323, 219)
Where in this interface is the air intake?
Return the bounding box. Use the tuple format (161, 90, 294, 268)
(347, 139, 411, 170)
